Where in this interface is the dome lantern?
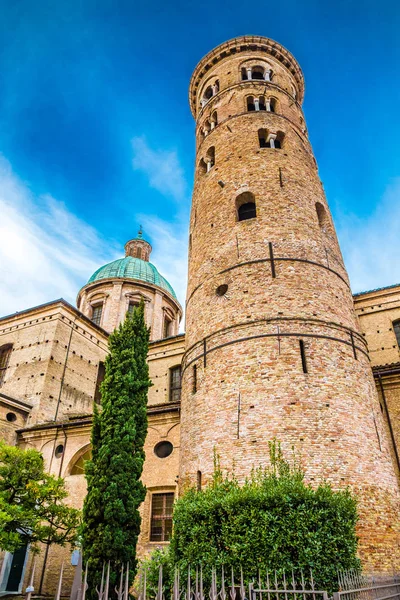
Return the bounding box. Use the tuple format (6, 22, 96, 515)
(124, 227, 152, 262)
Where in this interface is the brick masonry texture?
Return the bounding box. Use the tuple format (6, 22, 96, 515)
(180, 36, 400, 572)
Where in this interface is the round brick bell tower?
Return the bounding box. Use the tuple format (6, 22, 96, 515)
(180, 36, 400, 570)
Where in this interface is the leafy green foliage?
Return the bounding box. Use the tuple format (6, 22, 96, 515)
(81, 301, 151, 598)
(0, 441, 80, 553)
(144, 443, 360, 595)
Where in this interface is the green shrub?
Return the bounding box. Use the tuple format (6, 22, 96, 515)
(142, 443, 360, 596)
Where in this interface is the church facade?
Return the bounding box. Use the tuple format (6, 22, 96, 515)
(1, 35, 400, 597)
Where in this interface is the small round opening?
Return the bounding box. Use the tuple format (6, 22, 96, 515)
(216, 284, 228, 297)
(154, 441, 173, 459)
(6, 412, 17, 423)
(55, 444, 64, 458)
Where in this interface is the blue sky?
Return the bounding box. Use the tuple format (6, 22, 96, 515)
(0, 0, 400, 316)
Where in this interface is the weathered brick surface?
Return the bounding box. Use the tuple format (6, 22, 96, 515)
(180, 35, 400, 572)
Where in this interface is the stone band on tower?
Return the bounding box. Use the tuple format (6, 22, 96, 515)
(180, 36, 400, 570)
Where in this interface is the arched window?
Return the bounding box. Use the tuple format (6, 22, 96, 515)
(211, 111, 218, 129)
(203, 86, 213, 101)
(274, 131, 285, 149)
(315, 202, 330, 232)
(259, 96, 266, 111)
(205, 146, 215, 172)
(199, 158, 207, 174)
(258, 129, 268, 148)
(163, 315, 173, 338)
(236, 192, 257, 222)
(70, 449, 92, 475)
(241, 67, 248, 81)
(135, 247, 142, 259)
(252, 65, 265, 80)
(393, 321, 400, 349)
(269, 98, 277, 113)
(247, 96, 255, 112)
(0, 344, 12, 387)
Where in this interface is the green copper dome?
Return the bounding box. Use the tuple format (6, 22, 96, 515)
(87, 257, 177, 299)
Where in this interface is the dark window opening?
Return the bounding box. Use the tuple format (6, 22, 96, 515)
(154, 441, 173, 458)
(6, 412, 16, 422)
(241, 67, 248, 80)
(252, 66, 264, 79)
(393, 321, 400, 349)
(192, 364, 197, 393)
(299, 340, 308, 373)
(94, 361, 105, 404)
(259, 96, 266, 111)
(150, 492, 174, 542)
(238, 202, 257, 221)
(247, 97, 255, 111)
(127, 301, 139, 315)
(0, 344, 12, 387)
(274, 139, 281, 149)
(216, 284, 228, 296)
(199, 158, 207, 174)
(204, 86, 213, 100)
(270, 98, 277, 113)
(197, 470, 202, 491)
(91, 304, 103, 327)
(169, 366, 182, 402)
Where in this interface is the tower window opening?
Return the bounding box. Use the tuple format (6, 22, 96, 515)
(216, 284, 228, 296)
(247, 96, 255, 112)
(205, 147, 215, 172)
(258, 129, 268, 148)
(6, 412, 17, 422)
(169, 365, 182, 402)
(259, 96, 266, 111)
(211, 111, 218, 129)
(315, 202, 331, 233)
(192, 364, 197, 393)
(0, 344, 12, 387)
(150, 492, 174, 542)
(91, 304, 103, 327)
(299, 340, 308, 373)
(393, 321, 400, 349)
(199, 158, 207, 174)
(236, 191, 257, 221)
(252, 65, 265, 80)
(197, 470, 202, 491)
(269, 98, 277, 113)
(241, 67, 248, 81)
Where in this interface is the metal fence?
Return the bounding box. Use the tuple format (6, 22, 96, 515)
(333, 571, 400, 600)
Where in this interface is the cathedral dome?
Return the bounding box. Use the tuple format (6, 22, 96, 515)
(87, 256, 177, 299)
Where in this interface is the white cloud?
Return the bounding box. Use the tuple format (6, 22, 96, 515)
(137, 214, 188, 316)
(131, 136, 187, 202)
(336, 178, 400, 293)
(0, 156, 118, 316)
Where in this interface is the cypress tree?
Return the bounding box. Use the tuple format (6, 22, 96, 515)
(81, 301, 151, 597)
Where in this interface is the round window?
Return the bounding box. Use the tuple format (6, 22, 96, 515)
(154, 441, 173, 459)
(6, 412, 17, 422)
(55, 444, 64, 458)
(216, 284, 228, 296)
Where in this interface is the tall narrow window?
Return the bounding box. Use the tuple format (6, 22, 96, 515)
(169, 366, 182, 402)
(205, 147, 215, 172)
(259, 96, 266, 111)
(241, 67, 248, 80)
(299, 340, 308, 373)
(0, 344, 12, 387)
(197, 470, 202, 491)
(94, 361, 105, 404)
(247, 96, 255, 112)
(192, 364, 197, 394)
(91, 304, 103, 326)
(393, 321, 400, 349)
(252, 66, 265, 80)
(127, 301, 139, 315)
(236, 191, 257, 222)
(163, 316, 172, 339)
(150, 492, 174, 542)
(258, 129, 268, 148)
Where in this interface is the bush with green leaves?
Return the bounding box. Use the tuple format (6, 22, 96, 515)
(142, 443, 360, 596)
